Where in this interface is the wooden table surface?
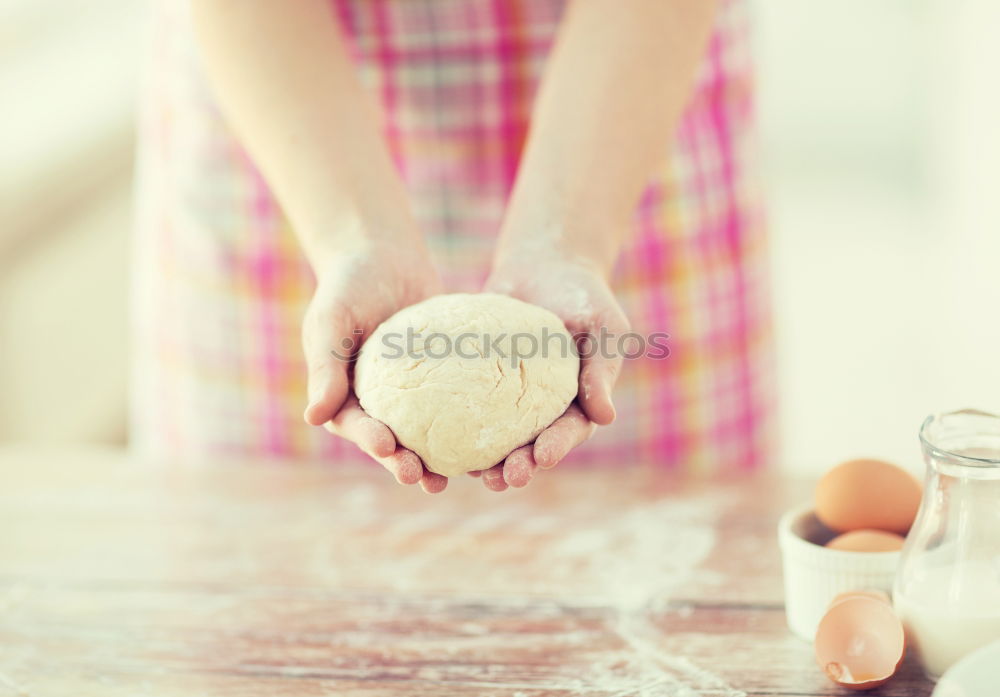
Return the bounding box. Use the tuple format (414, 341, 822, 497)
(0, 447, 933, 697)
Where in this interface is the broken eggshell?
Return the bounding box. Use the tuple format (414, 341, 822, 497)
(814, 591, 905, 690)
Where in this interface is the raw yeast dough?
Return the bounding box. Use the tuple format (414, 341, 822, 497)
(354, 293, 579, 476)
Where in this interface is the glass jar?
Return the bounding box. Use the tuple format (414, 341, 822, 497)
(893, 409, 1000, 678)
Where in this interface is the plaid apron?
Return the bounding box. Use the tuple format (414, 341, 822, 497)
(131, 0, 776, 472)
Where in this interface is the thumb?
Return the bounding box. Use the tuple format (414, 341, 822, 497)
(578, 352, 621, 426)
(302, 310, 355, 426)
(576, 307, 629, 426)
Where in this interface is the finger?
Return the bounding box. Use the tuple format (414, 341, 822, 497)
(325, 421, 422, 485)
(376, 449, 424, 486)
(419, 469, 448, 494)
(577, 298, 629, 426)
(576, 308, 629, 426)
(325, 396, 396, 458)
(481, 463, 508, 492)
(304, 363, 350, 426)
(503, 445, 536, 488)
(577, 358, 619, 426)
(467, 470, 483, 478)
(533, 403, 597, 469)
(302, 309, 354, 426)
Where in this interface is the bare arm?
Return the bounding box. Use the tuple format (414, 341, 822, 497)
(191, 0, 424, 266)
(482, 0, 718, 490)
(496, 0, 718, 274)
(192, 0, 446, 492)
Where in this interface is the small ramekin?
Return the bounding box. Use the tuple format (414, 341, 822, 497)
(778, 502, 901, 639)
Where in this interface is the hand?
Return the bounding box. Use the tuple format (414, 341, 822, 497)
(302, 241, 448, 493)
(478, 254, 630, 491)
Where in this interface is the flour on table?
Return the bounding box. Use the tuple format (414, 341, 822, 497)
(308, 487, 743, 696)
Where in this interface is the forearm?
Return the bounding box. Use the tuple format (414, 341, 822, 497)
(191, 0, 423, 268)
(496, 0, 718, 275)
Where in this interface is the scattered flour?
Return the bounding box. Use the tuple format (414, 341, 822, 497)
(309, 489, 744, 696)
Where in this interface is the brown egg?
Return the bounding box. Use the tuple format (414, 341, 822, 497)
(815, 459, 922, 534)
(814, 593, 905, 690)
(826, 529, 905, 552)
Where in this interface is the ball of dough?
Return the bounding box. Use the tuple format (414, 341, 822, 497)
(354, 293, 580, 477)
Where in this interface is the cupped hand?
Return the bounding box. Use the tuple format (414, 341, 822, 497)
(478, 255, 630, 491)
(302, 242, 448, 493)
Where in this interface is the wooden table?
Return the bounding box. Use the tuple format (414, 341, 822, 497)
(0, 447, 933, 696)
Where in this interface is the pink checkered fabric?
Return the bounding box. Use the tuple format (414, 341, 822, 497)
(131, 0, 777, 472)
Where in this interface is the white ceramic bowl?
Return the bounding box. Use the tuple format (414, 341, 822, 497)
(778, 502, 901, 639)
